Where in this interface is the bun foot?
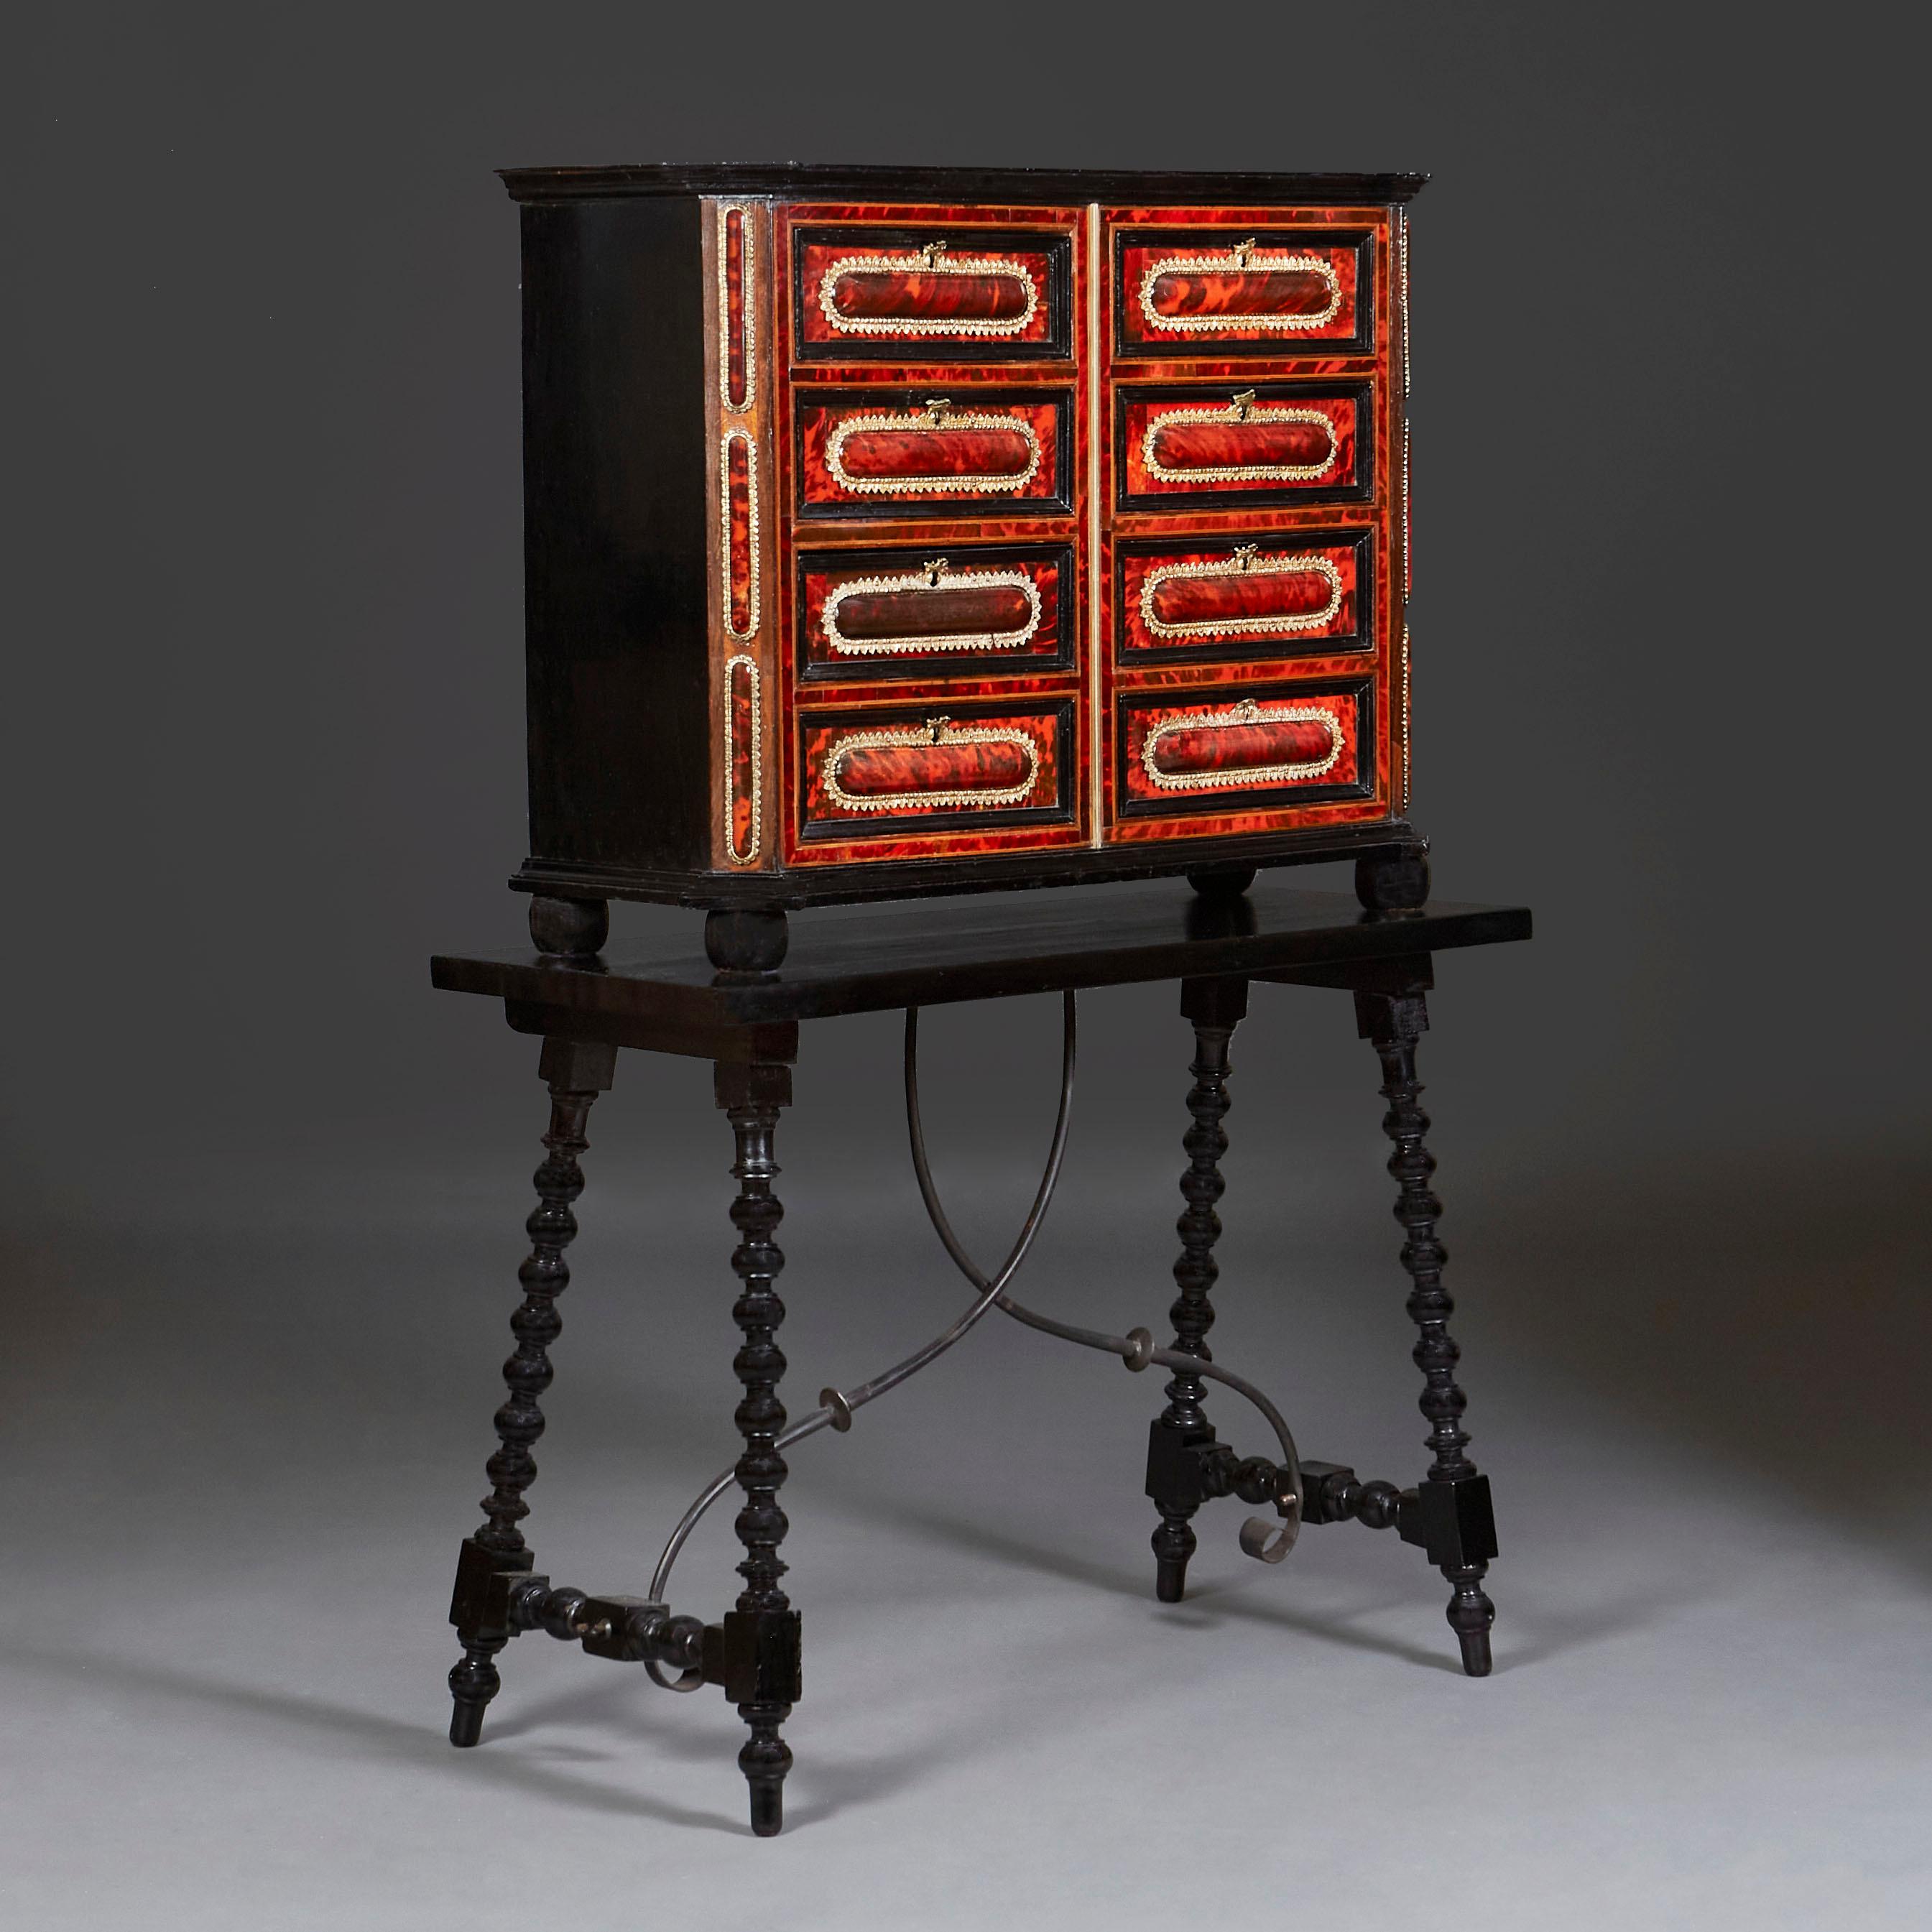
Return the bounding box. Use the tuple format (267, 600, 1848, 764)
(1186, 864, 1257, 899)
(529, 894, 609, 958)
(706, 907, 790, 974)
(1354, 849, 1430, 912)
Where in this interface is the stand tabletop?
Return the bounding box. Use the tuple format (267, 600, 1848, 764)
(432, 882, 1530, 1046)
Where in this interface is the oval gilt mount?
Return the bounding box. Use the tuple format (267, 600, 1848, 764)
(823, 558, 1043, 657)
(825, 398, 1043, 496)
(1141, 545, 1344, 642)
(821, 239, 1040, 338)
(1140, 699, 1342, 792)
(1142, 391, 1338, 486)
(1140, 238, 1342, 335)
(822, 716, 1041, 813)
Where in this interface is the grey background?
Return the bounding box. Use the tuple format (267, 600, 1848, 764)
(6, 5, 1926, 1927)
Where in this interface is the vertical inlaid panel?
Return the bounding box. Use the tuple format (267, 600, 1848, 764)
(1396, 205, 1413, 810)
(723, 427, 761, 641)
(720, 203, 756, 412)
(724, 653, 763, 865)
(706, 198, 777, 869)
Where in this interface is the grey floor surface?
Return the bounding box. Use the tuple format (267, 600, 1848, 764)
(6, 1137, 1927, 1931)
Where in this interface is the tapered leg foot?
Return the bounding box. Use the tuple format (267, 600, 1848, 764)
(1446, 1563, 1495, 1676)
(1152, 1516, 1196, 1604)
(741, 1719, 793, 1836)
(448, 1646, 502, 1747)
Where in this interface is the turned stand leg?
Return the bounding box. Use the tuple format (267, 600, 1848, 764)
(716, 1059, 801, 1836)
(446, 1035, 616, 1746)
(1147, 975, 1248, 1601)
(1356, 984, 1499, 1676)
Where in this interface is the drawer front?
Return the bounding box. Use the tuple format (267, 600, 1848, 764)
(798, 391, 1072, 518)
(1117, 680, 1372, 817)
(794, 226, 1073, 361)
(798, 542, 1072, 683)
(1117, 383, 1369, 509)
(1118, 531, 1370, 662)
(1114, 227, 1372, 358)
(800, 701, 1073, 838)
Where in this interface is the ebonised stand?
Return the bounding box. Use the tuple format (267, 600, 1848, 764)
(430, 879, 1530, 1836)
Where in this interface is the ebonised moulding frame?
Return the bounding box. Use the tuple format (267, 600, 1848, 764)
(499, 165, 1428, 204)
(432, 879, 1527, 1836)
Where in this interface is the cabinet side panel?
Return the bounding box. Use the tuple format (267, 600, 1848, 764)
(522, 197, 709, 875)
(1393, 203, 1413, 815)
(703, 198, 780, 872)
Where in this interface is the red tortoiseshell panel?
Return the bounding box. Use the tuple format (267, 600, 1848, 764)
(798, 238, 1056, 348)
(1153, 714, 1332, 776)
(1120, 539, 1362, 657)
(801, 546, 1065, 675)
(724, 655, 760, 863)
(798, 395, 1064, 510)
(1121, 236, 1359, 348)
(839, 734, 1032, 798)
(1121, 391, 1359, 500)
(846, 583, 1027, 637)
(723, 206, 750, 408)
(725, 433, 756, 634)
(843, 425, 1033, 482)
(1120, 689, 1361, 807)
(800, 705, 1067, 832)
(1151, 415, 1332, 473)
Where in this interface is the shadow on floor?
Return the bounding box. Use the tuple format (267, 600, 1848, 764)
(1460, 1146, 1931, 1573)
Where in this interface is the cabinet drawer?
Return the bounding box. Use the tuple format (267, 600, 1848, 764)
(798, 542, 1072, 683)
(1117, 680, 1372, 816)
(1116, 382, 1370, 511)
(1118, 531, 1369, 662)
(793, 225, 1074, 361)
(1114, 226, 1372, 359)
(797, 391, 1072, 519)
(800, 701, 1073, 838)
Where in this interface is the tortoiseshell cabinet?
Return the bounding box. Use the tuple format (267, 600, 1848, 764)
(501, 165, 1427, 966)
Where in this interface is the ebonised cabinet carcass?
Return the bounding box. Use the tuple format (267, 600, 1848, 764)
(497, 165, 1428, 968)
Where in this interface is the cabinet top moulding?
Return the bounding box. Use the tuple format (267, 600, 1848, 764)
(496, 163, 1430, 205)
